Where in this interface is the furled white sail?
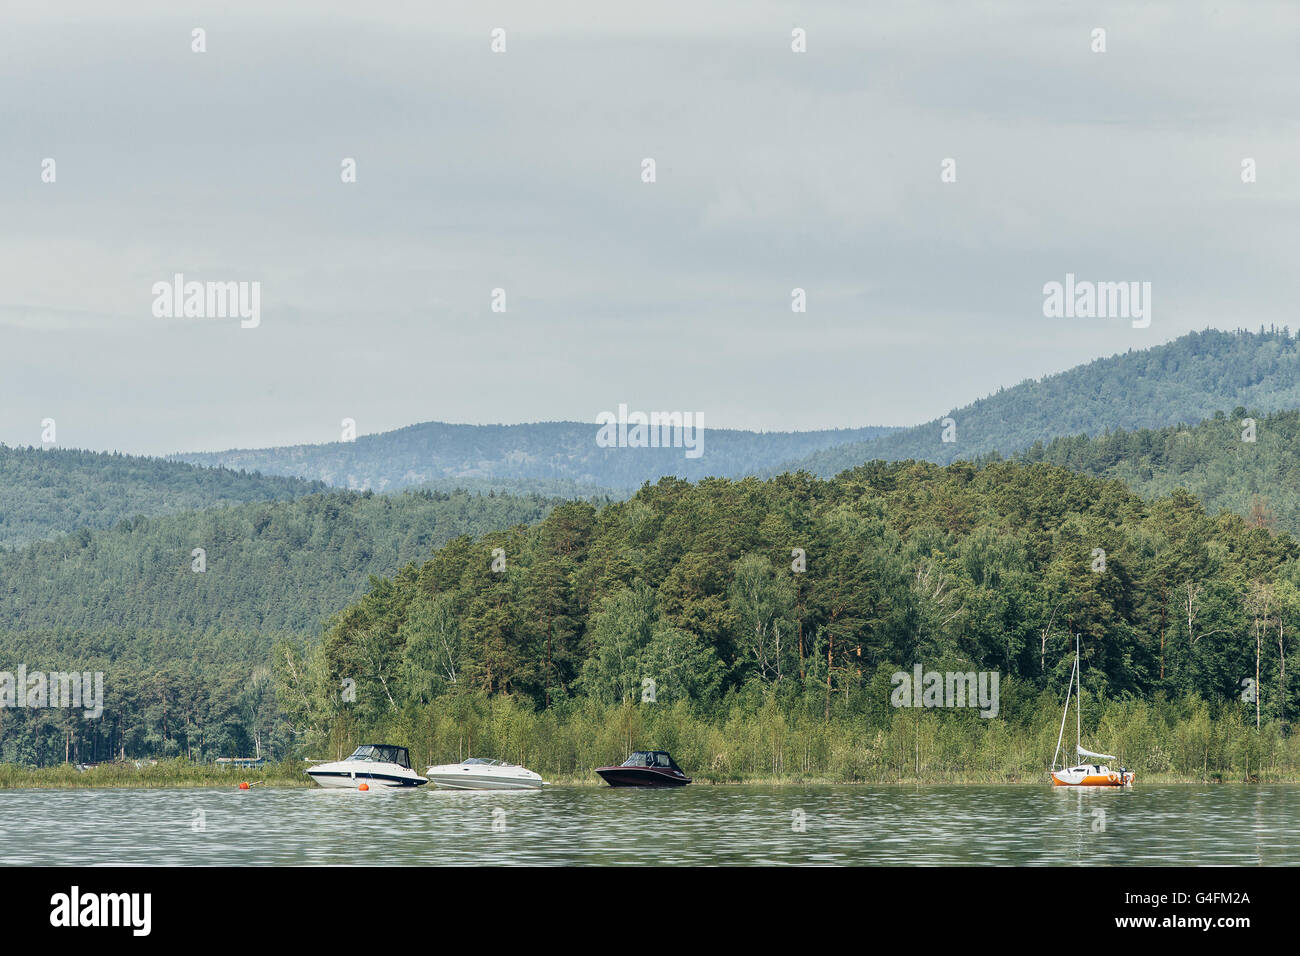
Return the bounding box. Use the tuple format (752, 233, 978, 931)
(1077, 745, 1116, 761)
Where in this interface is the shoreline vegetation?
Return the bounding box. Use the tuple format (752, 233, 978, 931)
(8, 779, 1300, 790)
(3, 767, 1298, 790)
(0, 759, 313, 790)
(4, 689, 1298, 788)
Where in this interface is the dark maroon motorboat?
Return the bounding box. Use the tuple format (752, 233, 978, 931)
(595, 751, 692, 787)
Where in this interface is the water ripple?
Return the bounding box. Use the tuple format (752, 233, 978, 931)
(0, 784, 1293, 866)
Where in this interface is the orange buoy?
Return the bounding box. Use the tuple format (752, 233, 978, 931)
(238, 782, 250, 790)
(358, 783, 369, 791)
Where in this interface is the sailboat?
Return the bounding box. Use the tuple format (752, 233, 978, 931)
(1049, 636, 1134, 787)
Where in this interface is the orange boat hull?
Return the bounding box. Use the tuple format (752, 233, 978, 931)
(1051, 770, 1134, 786)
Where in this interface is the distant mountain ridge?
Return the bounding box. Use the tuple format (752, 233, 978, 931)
(14, 328, 1300, 554)
(778, 328, 1300, 476)
(171, 330, 1300, 492)
(172, 421, 899, 492)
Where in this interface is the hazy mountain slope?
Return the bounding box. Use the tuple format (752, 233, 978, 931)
(780, 328, 1300, 476)
(171, 421, 897, 492)
(0, 445, 325, 549)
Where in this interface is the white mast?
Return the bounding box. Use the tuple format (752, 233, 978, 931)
(1051, 646, 1078, 772)
(1075, 634, 1081, 756)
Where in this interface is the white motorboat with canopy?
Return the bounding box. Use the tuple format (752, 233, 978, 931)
(305, 745, 428, 788)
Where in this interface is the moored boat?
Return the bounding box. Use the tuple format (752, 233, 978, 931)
(305, 745, 428, 789)
(424, 757, 543, 790)
(1051, 751, 1135, 787)
(1049, 637, 1134, 787)
(595, 751, 691, 787)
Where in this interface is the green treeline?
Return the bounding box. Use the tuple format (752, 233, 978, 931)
(0, 444, 324, 548)
(0, 628, 288, 766)
(276, 461, 1300, 781)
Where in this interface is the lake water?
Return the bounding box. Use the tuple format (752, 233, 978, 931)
(1, 784, 1295, 865)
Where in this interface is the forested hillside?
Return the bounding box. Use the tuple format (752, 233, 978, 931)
(0, 486, 572, 766)
(271, 462, 1300, 779)
(1012, 408, 1300, 535)
(0, 445, 324, 548)
(173, 421, 897, 492)
(8, 461, 1299, 775)
(782, 328, 1300, 475)
(0, 489, 560, 634)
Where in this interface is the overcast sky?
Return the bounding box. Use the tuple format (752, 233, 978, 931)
(3, 1, 1298, 456)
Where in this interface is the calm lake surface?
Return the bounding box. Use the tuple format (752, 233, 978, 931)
(1, 784, 1295, 865)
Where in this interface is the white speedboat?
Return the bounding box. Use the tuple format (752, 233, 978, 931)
(305, 745, 428, 789)
(424, 757, 543, 790)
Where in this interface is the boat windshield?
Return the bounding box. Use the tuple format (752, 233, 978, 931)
(464, 758, 507, 766)
(346, 745, 411, 768)
(621, 751, 679, 770)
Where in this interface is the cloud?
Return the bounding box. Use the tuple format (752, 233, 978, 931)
(1, 2, 1297, 454)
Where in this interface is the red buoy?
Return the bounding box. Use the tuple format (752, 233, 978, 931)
(238, 782, 250, 790)
(358, 783, 369, 791)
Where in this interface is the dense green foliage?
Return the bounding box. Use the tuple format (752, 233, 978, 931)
(0, 627, 291, 766)
(0, 486, 561, 766)
(173, 421, 897, 492)
(277, 462, 1300, 780)
(0, 489, 557, 634)
(783, 328, 1300, 475)
(0, 445, 323, 548)
(1012, 408, 1300, 537)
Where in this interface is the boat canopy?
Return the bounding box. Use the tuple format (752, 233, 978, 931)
(621, 751, 681, 770)
(1077, 745, 1116, 761)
